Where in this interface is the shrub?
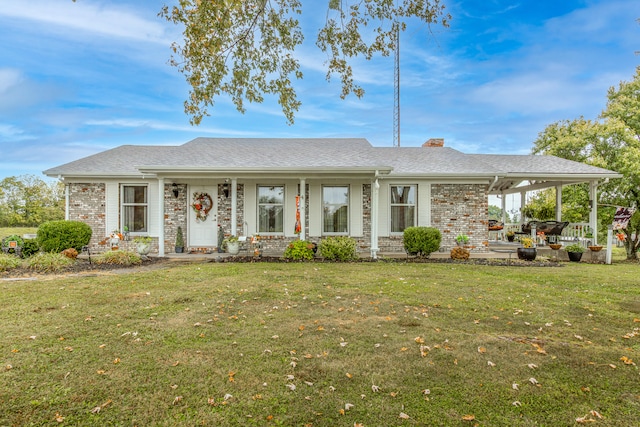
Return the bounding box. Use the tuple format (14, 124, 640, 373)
(283, 240, 314, 261)
(319, 236, 358, 261)
(0, 253, 21, 272)
(21, 239, 40, 258)
(95, 250, 142, 266)
(26, 252, 75, 273)
(38, 220, 92, 253)
(403, 226, 442, 257)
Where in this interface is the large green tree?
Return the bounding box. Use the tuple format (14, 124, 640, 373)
(160, 0, 450, 125)
(532, 67, 640, 260)
(0, 175, 64, 227)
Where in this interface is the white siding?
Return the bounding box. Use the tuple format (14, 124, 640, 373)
(349, 183, 363, 237)
(418, 183, 431, 226)
(105, 182, 119, 235)
(244, 182, 257, 236)
(378, 182, 390, 237)
(309, 182, 322, 237)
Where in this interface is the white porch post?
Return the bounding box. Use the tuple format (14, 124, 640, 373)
(64, 183, 70, 221)
(370, 177, 380, 259)
(520, 191, 527, 224)
(299, 178, 306, 241)
(555, 185, 562, 222)
(231, 178, 238, 236)
(158, 177, 165, 257)
(589, 180, 598, 245)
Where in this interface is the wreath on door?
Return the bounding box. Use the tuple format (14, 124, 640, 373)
(191, 192, 213, 222)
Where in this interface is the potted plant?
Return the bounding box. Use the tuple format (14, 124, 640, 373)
(455, 234, 469, 246)
(565, 243, 585, 262)
(517, 237, 537, 261)
(134, 236, 152, 256)
(175, 226, 184, 253)
(226, 235, 240, 255)
(506, 230, 515, 242)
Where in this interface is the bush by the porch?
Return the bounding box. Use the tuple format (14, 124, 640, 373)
(319, 236, 358, 261)
(283, 240, 315, 261)
(37, 220, 92, 253)
(403, 226, 442, 257)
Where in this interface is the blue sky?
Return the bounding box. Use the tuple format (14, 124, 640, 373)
(1, 1, 639, 183)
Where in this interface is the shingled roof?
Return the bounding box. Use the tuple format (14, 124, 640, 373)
(43, 137, 620, 190)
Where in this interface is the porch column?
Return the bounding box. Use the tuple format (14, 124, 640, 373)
(520, 191, 527, 224)
(555, 185, 562, 222)
(158, 177, 165, 257)
(370, 177, 380, 259)
(299, 178, 306, 241)
(64, 183, 70, 221)
(231, 178, 238, 236)
(589, 180, 598, 245)
(500, 192, 506, 223)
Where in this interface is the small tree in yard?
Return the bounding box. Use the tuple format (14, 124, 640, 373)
(403, 227, 441, 257)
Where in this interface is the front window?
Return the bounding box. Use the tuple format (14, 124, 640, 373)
(122, 185, 148, 233)
(323, 186, 349, 234)
(258, 186, 284, 233)
(390, 185, 416, 233)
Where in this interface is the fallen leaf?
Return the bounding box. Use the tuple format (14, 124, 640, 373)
(371, 384, 380, 392)
(462, 414, 476, 421)
(224, 393, 233, 401)
(399, 412, 410, 419)
(487, 361, 496, 367)
(346, 372, 353, 379)
(172, 396, 182, 405)
(54, 412, 64, 423)
(286, 383, 296, 391)
(527, 363, 538, 369)
(345, 403, 354, 410)
(529, 377, 539, 385)
(512, 401, 522, 407)
(477, 346, 486, 354)
(576, 415, 596, 424)
(512, 383, 519, 390)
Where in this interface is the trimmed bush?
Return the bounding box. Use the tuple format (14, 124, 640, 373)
(0, 253, 21, 272)
(319, 236, 358, 261)
(26, 252, 75, 273)
(21, 239, 40, 258)
(403, 226, 442, 257)
(37, 220, 92, 253)
(95, 250, 142, 266)
(283, 240, 315, 261)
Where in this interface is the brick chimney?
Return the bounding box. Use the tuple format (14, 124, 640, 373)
(423, 138, 444, 147)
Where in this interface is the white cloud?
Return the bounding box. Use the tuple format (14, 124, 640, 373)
(0, 1, 171, 44)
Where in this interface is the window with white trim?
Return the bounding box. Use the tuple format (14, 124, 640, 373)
(323, 186, 349, 234)
(258, 186, 284, 233)
(121, 185, 148, 233)
(390, 185, 416, 233)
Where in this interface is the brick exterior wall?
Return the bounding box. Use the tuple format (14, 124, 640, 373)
(68, 183, 106, 251)
(165, 183, 188, 252)
(69, 181, 489, 256)
(431, 183, 489, 252)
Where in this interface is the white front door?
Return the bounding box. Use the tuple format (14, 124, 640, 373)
(188, 185, 218, 248)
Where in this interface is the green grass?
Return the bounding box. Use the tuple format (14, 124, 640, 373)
(1, 261, 639, 426)
(0, 227, 38, 240)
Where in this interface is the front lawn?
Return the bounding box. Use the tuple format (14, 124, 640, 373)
(1, 262, 639, 426)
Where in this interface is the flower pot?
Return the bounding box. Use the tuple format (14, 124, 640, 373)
(549, 244, 562, 250)
(567, 251, 583, 262)
(516, 247, 537, 261)
(175, 246, 184, 254)
(136, 243, 151, 256)
(507, 235, 515, 242)
(227, 241, 240, 255)
(588, 245, 603, 252)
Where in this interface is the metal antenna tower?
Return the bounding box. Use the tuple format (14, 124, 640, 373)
(393, 27, 400, 147)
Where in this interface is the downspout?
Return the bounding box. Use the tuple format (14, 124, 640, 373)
(158, 177, 165, 257)
(370, 172, 380, 259)
(487, 176, 499, 193)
